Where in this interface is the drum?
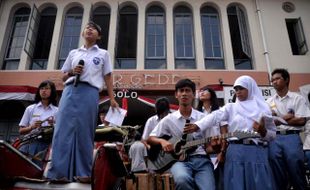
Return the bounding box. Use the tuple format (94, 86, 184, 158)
(0, 140, 43, 180)
(91, 143, 128, 190)
(10, 126, 53, 173)
(94, 127, 126, 142)
(12, 138, 22, 149)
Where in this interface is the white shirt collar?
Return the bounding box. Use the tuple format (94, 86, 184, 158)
(79, 44, 99, 51)
(175, 108, 199, 121)
(275, 91, 292, 99)
(36, 101, 52, 109)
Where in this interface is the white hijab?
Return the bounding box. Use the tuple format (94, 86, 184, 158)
(233, 75, 271, 122)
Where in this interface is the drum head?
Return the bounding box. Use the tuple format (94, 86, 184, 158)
(0, 140, 43, 180)
(94, 127, 125, 142)
(91, 145, 127, 190)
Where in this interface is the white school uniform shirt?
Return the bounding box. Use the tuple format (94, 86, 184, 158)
(19, 102, 58, 128)
(266, 91, 310, 131)
(129, 141, 148, 172)
(149, 108, 207, 156)
(195, 103, 276, 142)
(142, 115, 160, 140)
(202, 109, 227, 137)
(304, 121, 310, 150)
(61, 45, 112, 92)
(196, 75, 276, 142)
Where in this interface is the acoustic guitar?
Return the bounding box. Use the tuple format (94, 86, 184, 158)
(148, 130, 260, 173)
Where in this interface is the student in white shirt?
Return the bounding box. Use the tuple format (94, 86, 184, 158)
(185, 75, 276, 190)
(46, 21, 118, 183)
(19, 80, 58, 167)
(266, 68, 310, 190)
(128, 97, 170, 173)
(148, 79, 215, 190)
(304, 93, 310, 173)
(142, 97, 170, 141)
(197, 87, 228, 190)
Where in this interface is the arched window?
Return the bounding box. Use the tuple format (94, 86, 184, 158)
(31, 7, 57, 70)
(145, 5, 166, 69)
(115, 5, 138, 69)
(201, 6, 224, 69)
(2, 7, 30, 70)
(174, 5, 195, 69)
(92, 6, 110, 50)
(227, 5, 252, 70)
(58, 7, 83, 69)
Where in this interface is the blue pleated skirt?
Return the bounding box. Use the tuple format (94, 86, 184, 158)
(47, 83, 99, 181)
(224, 144, 276, 190)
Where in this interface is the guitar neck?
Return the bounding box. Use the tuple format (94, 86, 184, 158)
(182, 132, 234, 149)
(181, 130, 260, 149)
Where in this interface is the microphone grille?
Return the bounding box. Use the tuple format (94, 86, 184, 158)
(78, 60, 84, 66)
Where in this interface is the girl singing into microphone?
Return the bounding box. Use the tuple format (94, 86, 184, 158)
(46, 21, 118, 183)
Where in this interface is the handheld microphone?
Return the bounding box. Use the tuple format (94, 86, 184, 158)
(182, 119, 191, 141)
(288, 108, 295, 114)
(74, 60, 84, 87)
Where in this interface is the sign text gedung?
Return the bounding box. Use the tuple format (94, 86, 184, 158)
(113, 73, 181, 89)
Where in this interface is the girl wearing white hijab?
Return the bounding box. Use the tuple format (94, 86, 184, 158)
(185, 75, 276, 190)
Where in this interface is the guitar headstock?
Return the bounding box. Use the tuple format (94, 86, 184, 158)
(231, 130, 260, 139)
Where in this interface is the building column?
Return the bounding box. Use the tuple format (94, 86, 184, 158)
(219, 3, 235, 70)
(166, 3, 174, 70)
(192, 3, 205, 70)
(107, 2, 118, 68)
(136, 2, 146, 70)
(0, 0, 10, 68)
(47, 5, 64, 70)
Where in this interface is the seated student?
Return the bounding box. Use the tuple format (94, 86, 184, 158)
(128, 97, 170, 173)
(18, 80, 58, 167)
(128, 132, 148, 173)
(98, 107, 110, 127)
(148, 78, 215, 190)
(142, 97, 170, 148)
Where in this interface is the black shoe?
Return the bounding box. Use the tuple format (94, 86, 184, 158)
(49, 177, 70, 184)
(74, 176, 91, 184)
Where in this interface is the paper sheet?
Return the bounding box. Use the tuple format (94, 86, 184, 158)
(211, 157, 219, 170)
(105, 107, 127, 126)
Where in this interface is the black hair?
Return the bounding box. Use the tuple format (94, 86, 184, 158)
(232, 93, 237, 103)
(99, 106, 109, 114)
(175, 78, 196, 93)
(134, 131, 142, 141)
(197, 87, 220, 112)
(272, 68, 290, 87)
(35, 80, 57, 106)
(155, 97, 170, 116)
(97, 106, 109, 125)
(86, 21, 102, 35)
